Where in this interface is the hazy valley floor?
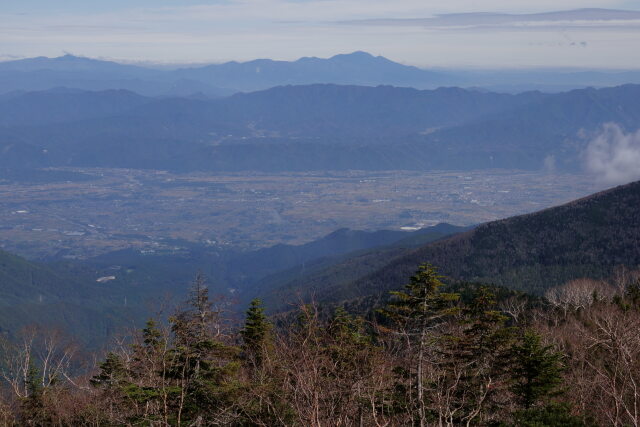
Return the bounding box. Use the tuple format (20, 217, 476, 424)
(0, 167, 601, 260)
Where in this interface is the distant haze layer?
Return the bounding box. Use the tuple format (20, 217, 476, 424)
(1, 4, 640, 68)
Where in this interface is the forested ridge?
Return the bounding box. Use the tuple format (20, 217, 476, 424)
(371, 180, 640, 294)
(268, 180, 640, 308)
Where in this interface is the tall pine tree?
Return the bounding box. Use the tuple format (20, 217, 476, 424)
(381, 264, 459, 427)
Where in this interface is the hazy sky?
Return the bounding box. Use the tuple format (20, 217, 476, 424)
(2, 0, 640, 68)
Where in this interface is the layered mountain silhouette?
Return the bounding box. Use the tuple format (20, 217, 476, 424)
(0, 52, 449, 96)
(172, 51, 451, 91)
(2, 51, 640, 96)
(0, 84, 638, 172)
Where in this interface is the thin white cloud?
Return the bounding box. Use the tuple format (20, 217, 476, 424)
(343, 9, 640, 31)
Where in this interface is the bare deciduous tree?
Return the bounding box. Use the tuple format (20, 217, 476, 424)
(499, 295, 528, 323)
(545, 278, 614, 316)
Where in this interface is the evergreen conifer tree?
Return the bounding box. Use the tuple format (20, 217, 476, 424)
(19, 362, 48, 425)
(91, 352, 127, 388)
(240, 299, 271, 368)
(381, 264, 459, 427)
(510, 330, 564, 409)
(438, 286, 516, 425)
(168, 273, 241, 424)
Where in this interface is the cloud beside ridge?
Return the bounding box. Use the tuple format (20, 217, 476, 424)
(585, 123, 640, 185)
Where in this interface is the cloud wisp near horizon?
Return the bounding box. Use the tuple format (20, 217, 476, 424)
(1, 0, 640, 69)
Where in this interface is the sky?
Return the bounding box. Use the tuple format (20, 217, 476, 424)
(1, 0, 640, 69)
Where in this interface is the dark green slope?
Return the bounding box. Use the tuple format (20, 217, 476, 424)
(413, 180, 640, 293)
(0, 224, 455, 343)
(1, 249, 92, 302)
(263, 181, 640, 308)
(0, 250, 138, 346)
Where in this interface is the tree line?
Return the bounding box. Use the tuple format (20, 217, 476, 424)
(1, 266, 640, 426)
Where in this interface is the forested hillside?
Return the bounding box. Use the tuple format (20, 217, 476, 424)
(2, 267, 639, 425)
(0, 250, 138, 345)
(0, 224, 463, 344)
(263, 180, 640, 308)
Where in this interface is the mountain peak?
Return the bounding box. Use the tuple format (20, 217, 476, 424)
(345, 51, 375, 57)
(330, 51, 377, 61)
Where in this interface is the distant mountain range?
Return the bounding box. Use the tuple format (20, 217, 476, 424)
(0, 83, 639, 172)
(0, 52, 448, 96)
(0, 54, 232, 98)
(172, 51, 451, 92)
(260, 180, 640, 310)
(2, 51, 640, 96)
